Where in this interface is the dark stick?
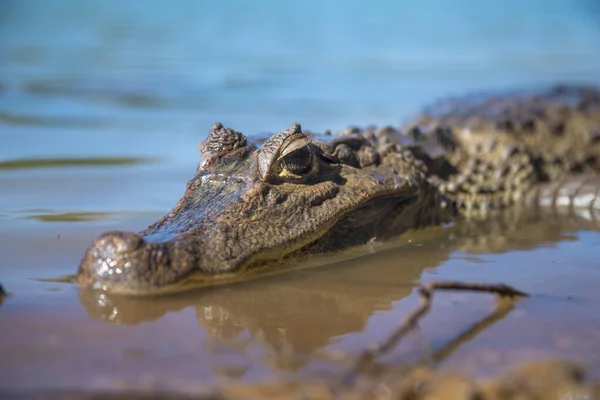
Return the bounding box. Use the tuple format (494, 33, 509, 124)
(430, 295, 515, 364)
(341, 280, 528, 384)
(0, 283, 5, 307)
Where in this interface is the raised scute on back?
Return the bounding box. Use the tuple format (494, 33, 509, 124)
(198, 122, 248, 168)
(402, 85, 600, 214)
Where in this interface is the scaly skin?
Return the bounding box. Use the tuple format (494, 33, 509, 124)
(77, 85, 600, 295)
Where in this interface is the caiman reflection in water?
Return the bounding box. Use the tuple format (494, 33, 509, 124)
(77, 85, 600, 295)
(79, 211, 598, 368)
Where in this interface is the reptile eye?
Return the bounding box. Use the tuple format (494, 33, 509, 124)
(281, 145, 313, 175)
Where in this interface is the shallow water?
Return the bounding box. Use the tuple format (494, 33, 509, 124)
(2, 211, 600, 394)
(1, 0, 600, 395)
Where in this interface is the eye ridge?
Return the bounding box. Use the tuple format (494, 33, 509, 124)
(281, 145, 313, 175)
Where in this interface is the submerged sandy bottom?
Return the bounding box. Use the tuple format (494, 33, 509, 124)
(1, 203, 600, 395)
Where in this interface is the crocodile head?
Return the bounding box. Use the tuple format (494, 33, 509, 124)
(77, 123, 431, 295)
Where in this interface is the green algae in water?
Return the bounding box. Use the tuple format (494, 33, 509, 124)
(0, 156, 155, 170)
(21, 210, 160, 222)
(25, 211, 118, 222)
(33, 274, 77, 284)
(23, 81, 166, 109)
(0, 111, 109, 128)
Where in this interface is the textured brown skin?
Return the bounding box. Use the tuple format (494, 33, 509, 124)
(77, 85, 600, 295)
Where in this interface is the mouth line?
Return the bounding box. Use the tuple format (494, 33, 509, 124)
(116, 191, 418, 296)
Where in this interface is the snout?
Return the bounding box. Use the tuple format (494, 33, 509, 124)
(77, 231, 146, 290)
(77, 230, 203, 294)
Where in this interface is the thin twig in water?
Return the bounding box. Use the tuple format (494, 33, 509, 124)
(342, 280, 528, 384)
(431, 295, 515, 364)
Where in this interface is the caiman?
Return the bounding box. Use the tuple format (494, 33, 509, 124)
(77, 85, 600, 295)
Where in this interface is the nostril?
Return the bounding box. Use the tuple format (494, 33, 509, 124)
(78, 231, 146, 287)
(93, 231, 144, 256)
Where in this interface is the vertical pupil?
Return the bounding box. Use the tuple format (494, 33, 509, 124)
(282, 145, 312, 174)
